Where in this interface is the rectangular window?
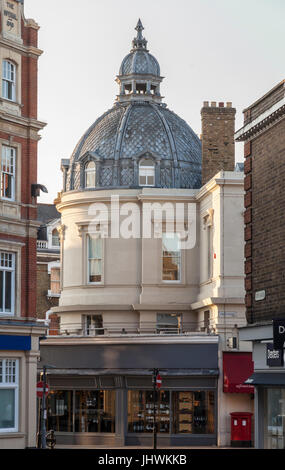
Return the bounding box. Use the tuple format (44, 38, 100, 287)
(172, 391, 215, 434)
(0, 359, 19, 432)
(83, 315, 104, 336)
(162, 233, 181, 282)
(47, 391, 73, 433)
(156, 313, 181, 334)
(0, 252, 15, 316)
(1, 146, 16, 200)
(87, 234, 103, 283)
(128, 390, 170, 433)
(50, 267, 60, 295)
(2, 61, 16, 101)
(75, 390, 115, 433)
(264, 388, 285, 449)
(47, 390, 116, 433)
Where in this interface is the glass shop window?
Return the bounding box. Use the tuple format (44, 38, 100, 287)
(265, 388, 285, 449)
(75, 390, 115, 433)
(128, 390, 170, 433)
(47, 391, 73, 433)
(139, 159, 155, 186)
(172, 390, 215, 434)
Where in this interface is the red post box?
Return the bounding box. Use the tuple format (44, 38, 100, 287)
(230, 412, 253, 447)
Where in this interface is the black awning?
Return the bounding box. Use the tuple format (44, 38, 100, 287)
(245, 372, 285, 386)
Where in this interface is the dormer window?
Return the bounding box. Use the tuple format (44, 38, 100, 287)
(139, 159, 155, 186)
(52, 229, 60, 247)
(85, 161, 96, 188)
(2, 61, 16, 102)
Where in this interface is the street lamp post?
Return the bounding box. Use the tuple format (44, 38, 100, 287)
(40, 364, 56, 449)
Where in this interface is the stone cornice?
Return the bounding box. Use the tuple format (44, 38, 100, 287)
(0, 37, 43, 57)
(235, 98, 285, 142)
(0, 111, 47, 132)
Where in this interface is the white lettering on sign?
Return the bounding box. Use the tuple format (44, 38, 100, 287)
(279, 326, 285, 334)
(268, 350, 280, 359)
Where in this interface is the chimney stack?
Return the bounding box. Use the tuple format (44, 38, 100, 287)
(201, 101, 236, 185)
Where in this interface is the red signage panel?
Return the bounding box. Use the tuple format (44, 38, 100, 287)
(223, 352, 254, 393)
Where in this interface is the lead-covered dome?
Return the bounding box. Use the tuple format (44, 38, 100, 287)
(63, 20, 202, 192)
(120, 50, 160, 76)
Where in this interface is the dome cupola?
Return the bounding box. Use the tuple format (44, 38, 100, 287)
(116, 19, 163, 104)
(62, 21, 202, 193)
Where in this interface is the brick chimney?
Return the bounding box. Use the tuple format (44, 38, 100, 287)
(201, 101, 236, 185)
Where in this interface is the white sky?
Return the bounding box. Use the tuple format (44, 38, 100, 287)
(24, 0, 285, 203)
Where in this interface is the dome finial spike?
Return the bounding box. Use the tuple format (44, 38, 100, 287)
(135, 19, 144, 37)
(132, 18, 147, 50)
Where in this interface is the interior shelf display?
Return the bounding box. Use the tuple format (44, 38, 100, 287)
(128, 390, 170, 433)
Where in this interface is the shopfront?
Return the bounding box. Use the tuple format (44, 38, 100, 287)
(39, 338, 219, 446)
(240, 323, 285, 449)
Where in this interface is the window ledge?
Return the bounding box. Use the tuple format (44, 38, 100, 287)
(0, 432, 24, 438)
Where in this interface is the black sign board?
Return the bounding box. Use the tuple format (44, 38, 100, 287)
(273, 319, 285, 350)
(266, 343, 284, 367)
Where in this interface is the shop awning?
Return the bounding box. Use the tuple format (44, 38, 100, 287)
(223, 352, 254, 393)
(245, 372, 285, 386)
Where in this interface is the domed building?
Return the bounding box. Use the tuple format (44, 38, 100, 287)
(39, 21, 253, 448)
(62, 19, 201, 193)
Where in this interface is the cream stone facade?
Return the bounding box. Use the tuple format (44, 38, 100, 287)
(39, 21, 253, 447)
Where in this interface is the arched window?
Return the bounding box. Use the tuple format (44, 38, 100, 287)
(52, 229, 60, 247)
(2, 60, 16, 101)
(139, 159, 155, 186)
(85, 161, 96, 188)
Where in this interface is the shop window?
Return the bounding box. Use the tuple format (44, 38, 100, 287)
(162, 232, 181, 282)
(2, 60, 16, 101)
(139, 159, 155, 186)
(47, 390, 115, 433)
(156, 313, 181, 334)
(172, 391, 215, 434)
(0, 252, 15, 316)
(265, 388, 285, 449)
(0, 359, 19, 432)
(87, 234, 103, 283)
(1, 146, 16, 200)
(75, 390, 115, 433)
(47, 391, 73, 433)
(128, 390, 170, 433)
(85, 161, 96, 188)
(83, 315, 104, 336)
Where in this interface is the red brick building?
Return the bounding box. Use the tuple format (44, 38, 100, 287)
(0, 1, 46, 448)
(237, 79, 285, 448)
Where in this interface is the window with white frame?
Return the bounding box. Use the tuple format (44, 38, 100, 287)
(139, 159, 155, 186)
(1, 146, 16, 200)
(0, 252, 15, 315)
(0, 359, 19, 432)
(2, 60, 16, 101)
(87, 234, 103, 283)
(83, 315, 104, 336)
(52, 229, 60, 247)
(85, 161, 96, 188)
(162, 233, 181, 282)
